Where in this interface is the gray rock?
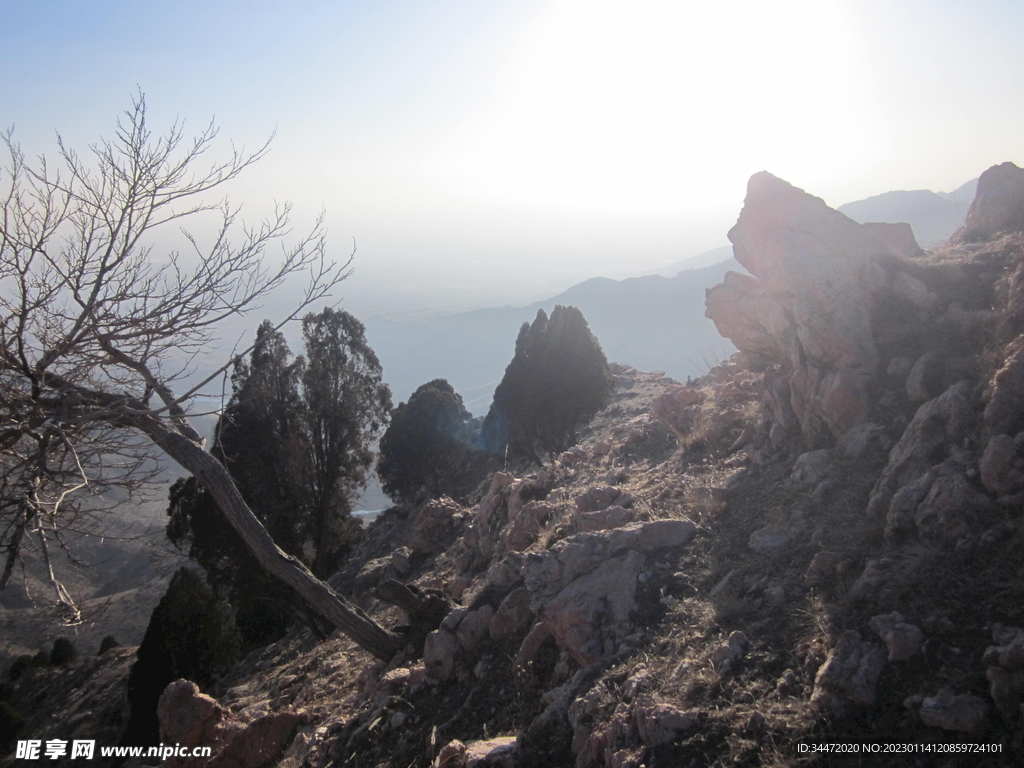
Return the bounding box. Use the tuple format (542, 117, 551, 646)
(919, 690, 989, 732)
(792, 449, 833, 485)
(811, 630, 887, 714)
(869, 612, 924, 661)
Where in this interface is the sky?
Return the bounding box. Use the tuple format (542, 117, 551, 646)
(3, 0, 1024, 319)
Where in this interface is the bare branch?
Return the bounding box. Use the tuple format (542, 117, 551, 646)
(0, 96, 402, 659)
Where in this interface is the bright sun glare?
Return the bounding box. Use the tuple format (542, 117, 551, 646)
(435, 0, 862, 214)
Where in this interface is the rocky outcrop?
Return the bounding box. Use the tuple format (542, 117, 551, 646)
(707, 172, 892, 441)
(411, 497, 466, 556)
(952, 162, 1024, 244)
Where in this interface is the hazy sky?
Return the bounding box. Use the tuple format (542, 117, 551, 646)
(4, 0, 1023, 318)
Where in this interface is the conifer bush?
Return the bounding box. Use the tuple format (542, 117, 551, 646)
(378, 379, 480, 503)
(481, 305, 613, 463)
(121, 568, 241, 746)
(6, 656, 31, 682)
(50, 637, 77, 666)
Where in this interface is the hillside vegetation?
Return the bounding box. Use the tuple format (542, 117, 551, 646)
(7, 162, 1024, 767)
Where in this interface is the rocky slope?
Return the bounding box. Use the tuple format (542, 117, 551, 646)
(8, 162, 1024, 767)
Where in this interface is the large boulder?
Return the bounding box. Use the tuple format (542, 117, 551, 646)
(539, 551, 644, 665)
(706, 172, 893, 439)
(952, 162, 1024, 244)
(157, 680, 304, 768)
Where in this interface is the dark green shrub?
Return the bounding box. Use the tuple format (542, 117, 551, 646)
(50, 637, 78, 666)
(7, 656, 31, 682)
(98, 635, 120, 655)
(121, 568, 241, 747)
(378, 379, 480, 504)
(0, 701, 26, 754)
(30, 651, 49, 667)
(481, 305, 613, 463)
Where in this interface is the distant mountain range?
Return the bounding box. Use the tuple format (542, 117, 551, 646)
(365, 258, 738, 415)
(837, 178, 977, 246)
(364, 176, 980, 415)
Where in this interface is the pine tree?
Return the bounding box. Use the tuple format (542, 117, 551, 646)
(301, 308, 392, 575)
(481, 305, 612, 462)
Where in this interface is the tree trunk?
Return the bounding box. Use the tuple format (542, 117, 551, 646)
(129, 412, 402, 662)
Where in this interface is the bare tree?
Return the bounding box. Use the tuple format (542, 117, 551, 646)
(0, 95, 401, 660)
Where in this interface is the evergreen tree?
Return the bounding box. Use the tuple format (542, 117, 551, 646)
(167, 310, 391, 646)
(481, 305, 612, 462)
(378, 379, 477, 503)
(216, 321, 310, 557)
(301, 308, 392, 575)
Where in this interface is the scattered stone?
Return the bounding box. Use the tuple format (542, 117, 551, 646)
(390, 546, 412, 576)
(711, 631, 749, 671)
(607, 519, 697, 554)
(892, 271, 939, 310)
(984, 342, 1024, 440)
(540, 551, 644, 665)
(489, 588, 534, 640)
(157, 680, 305, 768)
(848, 558, 895, 602)
(157, 680, 225, 749)
(578, 505, 634, 533)
(804, 551, 843, 585)
(906, 353, 946, 402)
(986, 666, 1024, 720)
(621, 665, 649, 701)
(424, 629, 459, 683)
(411, 497, 464, 556)
(869, 612, 925, 661)
(792, 449, 833, 485)
(777, 669, 799, 696)
(515, 622, 555, 667)
(980, 433, 1024, 496)
(577, 489, 622, 514)
(866, 382, 973, 520)
(748, 523, 791, 552)
(456, 605, 495, 653)
(465, 736, 518, 767)
(985, 623, 1024, 669)
(433, 740, 467, 768)
(632, 694, 696, 746)
(918, 690, 990, 733)
(863, 222, 922, 258)
(811, 631, 887, 714)
(913, 472, 997, 543)
(746, 711, 768, 732)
